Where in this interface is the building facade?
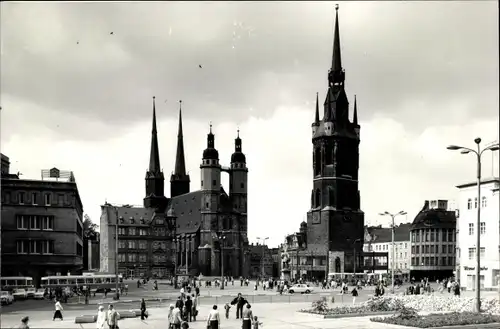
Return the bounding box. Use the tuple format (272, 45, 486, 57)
(83, 233, 100, 271)
(456, 177, 500, 291)
(1, 158, 84, 285)
(248, 243, 275, 278)
(284, 5, 364, 280)
(100, 100, 250, 278)
(409, 200, 457, 281)
(363, 224, 411, 278)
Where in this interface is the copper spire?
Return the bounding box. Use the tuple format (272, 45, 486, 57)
(353, 95, 358, 125)
(314, 92, 320, 124)
(332, 4, 342, 72)
(174, 100, 186, 176)
(148, 96, 161, 173)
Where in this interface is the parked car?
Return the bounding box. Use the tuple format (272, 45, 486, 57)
(0, 291, 14, 305)
(12, 288, 28, 300)
(26, 287, 37, 298)
(34, 288, 45, 300)
(288, 284, 313, 294)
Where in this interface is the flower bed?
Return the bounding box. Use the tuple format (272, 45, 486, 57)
(371, 312, 500, 328)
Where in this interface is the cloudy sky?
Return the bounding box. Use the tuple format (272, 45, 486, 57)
(1, 1, 498, 247)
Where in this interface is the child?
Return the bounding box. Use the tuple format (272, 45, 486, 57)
(224, 303, 231, 319)
(252, 315, 263, 329)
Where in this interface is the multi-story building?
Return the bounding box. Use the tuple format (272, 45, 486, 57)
(284, 5, 365, 281)
(100, 101, 250, 278)
(363, 224, 411, 279)
(409, 200, 457, 281)
(456, 177, 500, 291)
(1, 156, 84, 285)
(248, 243, 275, 278)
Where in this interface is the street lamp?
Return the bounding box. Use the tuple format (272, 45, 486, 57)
(256, 237, 269, 278)
(447, 138, 500, 313)
(217, 232, 227, 290)
(379, 210, 407, 294)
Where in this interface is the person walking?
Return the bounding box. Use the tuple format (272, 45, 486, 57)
(140, 298, 148, 320)
(96, 306, 107, 329)
(191, 294, 198, 321)
(171, 304, 183, 329)
(207, 305, 220, 329)
(53, 299, 64, 321)
(230, 293, 248, 319)
(184, 296, 192, 322)
(107, 305, 119, 329)
(242, 304, 253, 329)
(19, 316, 30, 329)
(167, 304, 175, 328)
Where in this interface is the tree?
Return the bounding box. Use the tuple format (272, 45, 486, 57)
(83, 214, 99, 239)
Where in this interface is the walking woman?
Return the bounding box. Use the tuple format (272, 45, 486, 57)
(242, 304, 253, 329)
(53, 299, 64, 321)
(206, 305, 220, 329)
(96, 306, 107, 329)
(140, 298, 148, 320)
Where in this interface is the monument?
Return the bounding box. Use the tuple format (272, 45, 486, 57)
(280, 243, 291, 281)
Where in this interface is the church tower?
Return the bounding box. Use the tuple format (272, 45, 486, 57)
(170, 101, 190, 197)
(199, 124, 221, 276)
(144, 97, 167, 209)
(307, 5, 364, 273)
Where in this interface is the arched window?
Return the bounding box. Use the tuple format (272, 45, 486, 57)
(328, 187, 335, 206)
(315, 189, 321, 208)
(481, 196, 487, 208)
(467, 198, 472, 210)
(314, 148, 321, 176)
(474, 197, 478, 208)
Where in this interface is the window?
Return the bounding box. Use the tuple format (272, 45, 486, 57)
(240, 182, 245, 188)
(474, 197, 478, 208)
(212, 180, 216, 186)
(19, 192, 25, 204)
(430, 229, 435, 242)
(442, 229, 448, 242)
(480, 247, 485, 259)
(416, 231, 420, 242)
(480, 222, 486, 235)
(469, 223, 474, 235)
(127, 254, 136, 262)
(442, 245, 447, 253)
(128, 241, 137, 249)
(139, 241, 147, 249)
(435, 231, 440, 242)
(43, 241, 54, 254)
(425, 229, 429, 242)
(481, 196, 487, 208)
(17, 241, 29, 254)
(30, 216, 41, 230)
(44, 194, 51, 206)
(448, 257, 454, 266)
(129, 227, 136, 235)
(155, 218, 164, 225)
(468, 248, 476, 260)
(139, 229, 148, 236)
(448, 230, 454, 242)
(441, 257, 446, 266)
(139, 254, 147, 262)
(201, 180, 203, 187)
(32, 193, 38, 205)
(30, 240, 40, 254)
(404, 243, 407, 248)
(430, 245, 434, 253)
(467, 198, 472, 209)
(17, 215, 28, 229)
(118, 228, 126, 235)
(42, 216, 54, 230)
(448, 245, 453, 253)
(118, 254, 126, 262)
(412, 246, 415, 253)
(425, 245, 429, 253)
(119, 241, 126, 249)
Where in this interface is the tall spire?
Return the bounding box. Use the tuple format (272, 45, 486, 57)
(328, 4, 345, 86)
(149, 96, 161, 172)
(314, 92, 320, 124)
(207, 122, 215, 148)
(174, 100, 186, 176)
(235, 128, 242, 152)
(353, 95, 358, 125)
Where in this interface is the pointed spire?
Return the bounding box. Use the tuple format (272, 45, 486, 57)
(328, 4, 345, 85)
(353, 95, 358, 125)
(174, 100, 186, 176)
(207, 122, 215, 148)
(314, 92, 320, 124)
(148, 96, 161, 173)
(235, 128, 242, 152)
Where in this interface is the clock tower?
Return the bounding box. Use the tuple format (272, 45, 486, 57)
(306, 4, 364, 274)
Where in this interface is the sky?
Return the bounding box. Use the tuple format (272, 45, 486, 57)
(1, 1, 499, 248)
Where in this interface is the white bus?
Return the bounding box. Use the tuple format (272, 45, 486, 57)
(41, 274, 123, 292)
(0, 277, 34, 291)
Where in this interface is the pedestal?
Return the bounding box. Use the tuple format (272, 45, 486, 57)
(280, 269, 291, 282)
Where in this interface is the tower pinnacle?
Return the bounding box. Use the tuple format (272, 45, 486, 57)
(170, 99, 190, 198)
(328, 4, 345, 85)
(149, 96, 161, 173)
(353, 95, 358, 125)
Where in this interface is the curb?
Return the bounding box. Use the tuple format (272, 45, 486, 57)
(324, 311, 395, 319)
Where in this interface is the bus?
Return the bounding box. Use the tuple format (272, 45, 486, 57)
(0, 277, 34, 291)
(40, 274, 123, 292)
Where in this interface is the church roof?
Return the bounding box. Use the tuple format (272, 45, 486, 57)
(168, 190, 203, 234)
(103, 205, 154, 226)
(365, 223, 411, 243)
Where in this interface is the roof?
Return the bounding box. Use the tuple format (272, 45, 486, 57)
(410, 208, 456, 230)
(103, 204, 154, 226)
(168, 190, 203, 234)
(366, 223, 411, 243)
(456, 177, 499, 189)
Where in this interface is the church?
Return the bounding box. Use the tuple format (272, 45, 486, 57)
(100, 99, 250, 278)
(284, 5, 365, 280)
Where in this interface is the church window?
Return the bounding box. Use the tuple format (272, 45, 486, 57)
(240, 182, 245, 188)
(314, 148, 321, 176)
(315, 189, 321, 208)
(325, 146, 333, 165)
(213, 180, 216, 186)
(206, 202, 209, 208)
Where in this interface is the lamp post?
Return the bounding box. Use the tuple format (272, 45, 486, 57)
(112, 206, 120, 300)
(379, 210, 407, 294)
(256, 237, 269, 278)
(218, 232, 227, 290)
(447, 138, 500, 313)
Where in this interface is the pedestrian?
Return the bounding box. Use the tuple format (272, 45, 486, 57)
(107, 305, 119, 329)
(252, 315, 263, 329)
(96, 305, 107, 329)
(184, 295, 192, 321)
(230, 293, 247, 319)
(242, 304, 253, 329)
(171, 303, 183, 329)
(207, 305, 220, 329)
(351, 287, 358, 305)
(53, 299, 64, 321)
(140, 298, 148, 320)
(167, 304, 175, 328)
(19, 316, 30, 329)
(191, 294, 198, 321)
(224, 302, 231, 319)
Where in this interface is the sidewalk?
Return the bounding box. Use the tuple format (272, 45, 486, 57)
(0, 302, 406, 329)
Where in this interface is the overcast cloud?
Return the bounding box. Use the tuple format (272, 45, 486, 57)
(1, 1, 499, 247)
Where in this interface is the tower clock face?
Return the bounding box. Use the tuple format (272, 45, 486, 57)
(312, 212, 320, 224)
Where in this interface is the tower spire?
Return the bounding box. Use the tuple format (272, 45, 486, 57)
(149, 96, 161, 172)
(328, 4, 345, 85)
(174, 100, 186, 176)
(314, 92, 320, 124)
(353, 95, 358, 125)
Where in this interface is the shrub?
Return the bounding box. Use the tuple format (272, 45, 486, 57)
(311, 297, 329, 314)
(371, 312, 500, 328)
